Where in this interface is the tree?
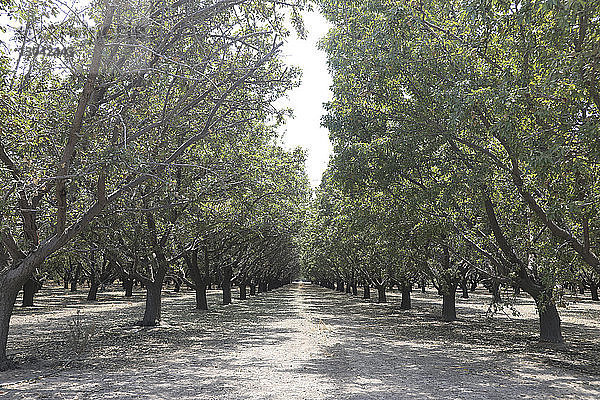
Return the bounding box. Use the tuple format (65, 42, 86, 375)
(314, 0, 587, 342)
(0, 0, 308, 367)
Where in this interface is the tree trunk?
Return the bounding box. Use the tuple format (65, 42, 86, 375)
(239, 283, 247, 300)
(377, 285, 386, 303)
(363, 284, 370, 299)
(345, 282, 351, 293)
(258, 280, 268, 293)
(196, 283, 208, 310)
(174, 279, 181, 293)
(469, 279, 477, 292)
(460, 280, 469, 299)
(63, 272, 70, 289)
(0, 285, 19, 369)
(249, 284, 256, 296)
(123, 278, 134, 297)
(140, 283, 162, 326)
(537, 299, 564, 343)
(591, 282, 599, 301)
(87, 280, 99, 301)
(442, 292, 456, 322)
(352, 282, 358, 296)
(70, 263, 82, 292)
(491, 281, 502, 303)
(22, 278, 38, 307)
(400, 285, 411, 310)
(222, 265, 232, 305)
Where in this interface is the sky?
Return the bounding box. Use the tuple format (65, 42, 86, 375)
(277, 10, 334, 187)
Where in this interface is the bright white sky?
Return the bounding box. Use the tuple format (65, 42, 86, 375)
(278, 10, 333, 187)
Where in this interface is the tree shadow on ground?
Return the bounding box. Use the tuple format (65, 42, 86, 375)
(296, 286, 600, 399)
(1, 284, 599, 399)
(1, 285, 312, 399)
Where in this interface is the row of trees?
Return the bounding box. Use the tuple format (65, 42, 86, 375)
(0, 0, 310, 369)
(301, 0, 600, 344)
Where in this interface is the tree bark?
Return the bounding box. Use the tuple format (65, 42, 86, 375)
(336, 280, 344, 292)
(249, 284, 256, 296)
(239, 283, 247, 300)
(184, 248, 209, 310)
(470, 279, 477, 292)
(537, 299, 564, 343)
(0, 283, 19, 369)
(123, 278, 134, 297)
(70, 263, 81, 292)
(363, 284, 370, 299)
(196, 283, 208, 310)
(222, 265, 232, 305)
(63, 271, 70, 289)
(491, 281, 502, 303)
(442, 292, 456, 322)
(140, 283, 162, 326)
(377, 285, 386, 303)
(460, 280, 469, 299)
(591, 282, 599, 301)
(258, 280, 267, 293)
(400, 285, 411, 310)
(87, 280, 99, 301)
(22, 278, 39, 306)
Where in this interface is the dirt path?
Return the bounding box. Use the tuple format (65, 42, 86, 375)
(1, 283, 600, 399)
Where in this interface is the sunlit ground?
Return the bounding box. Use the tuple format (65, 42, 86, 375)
(1, 283, 599, 399)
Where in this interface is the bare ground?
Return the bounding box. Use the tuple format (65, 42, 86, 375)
(1, 283, 600, 399)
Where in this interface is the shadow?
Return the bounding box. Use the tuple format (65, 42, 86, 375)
(290, 285, 600, 400)
(1, 284, 599, 399)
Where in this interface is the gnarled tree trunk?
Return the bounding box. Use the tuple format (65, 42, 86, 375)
(123, 278, 134, 297)
(537, 299, 563, 343)
(400, 284, 411, 310)
(491, 280, 502, 303)
(22, 278, 40, 307)
(442, 291, 456, 322)
(460, 280, 469, 299)
(195, 283, 208, 310)
(363, 284, 370, 299)
(70, 262, 82, 292)
(590, 282, 599, 301)
(63, 270, 70, 289)
(222, 265, 232, 305)
(140, 282, 162, 326)
(239, 283, 247, 300)
(258, 279, 268, 293)
(0, 284, 19, 369)
(87, 278, 99, 301)
(377, 285, 386, 303)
